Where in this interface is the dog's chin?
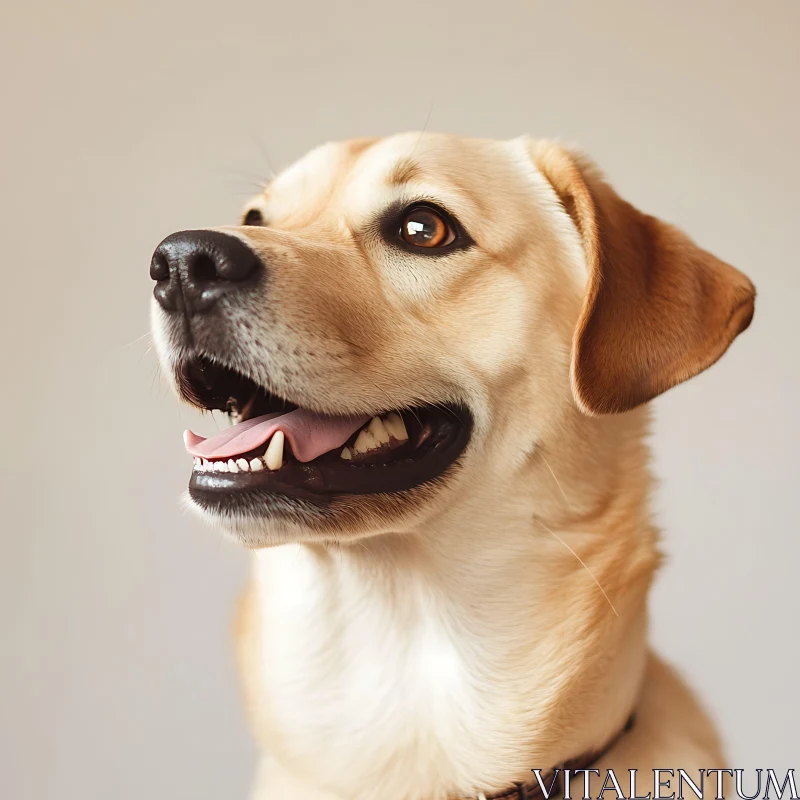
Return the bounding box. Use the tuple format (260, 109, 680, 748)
(184, 471, 465, 548)
(173, 355, 474, 547)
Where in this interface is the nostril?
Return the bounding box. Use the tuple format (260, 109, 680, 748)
(188, 253, 219, 282)
(150, 251, 170, 282)
(216, 247, 261, 282)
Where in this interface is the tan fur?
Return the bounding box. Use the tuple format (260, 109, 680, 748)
(152, 132, 753, 799)
(526, 140, 755, 414)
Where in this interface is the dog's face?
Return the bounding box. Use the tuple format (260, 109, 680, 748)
(151, 133, 755, 547)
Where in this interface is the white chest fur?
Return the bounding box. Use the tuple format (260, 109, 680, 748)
(251, 532, 645, 800)
(253, 543, 498, 799)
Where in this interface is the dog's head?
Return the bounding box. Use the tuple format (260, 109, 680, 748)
(151, 133, 754, 547)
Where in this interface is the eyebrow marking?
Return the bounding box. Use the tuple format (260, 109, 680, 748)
(387, 158, 422, 187)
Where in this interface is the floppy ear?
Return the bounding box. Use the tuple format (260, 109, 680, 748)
(527, 140, 756, 415)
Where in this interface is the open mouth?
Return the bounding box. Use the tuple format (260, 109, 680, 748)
(177, 356, 472, 508)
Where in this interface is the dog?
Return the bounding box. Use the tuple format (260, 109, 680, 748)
(150, 133, 755, 800)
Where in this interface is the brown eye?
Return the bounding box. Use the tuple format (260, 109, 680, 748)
(400, 207, 454, 248)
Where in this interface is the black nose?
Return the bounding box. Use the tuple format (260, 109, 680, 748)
(150, 230, 262, 315)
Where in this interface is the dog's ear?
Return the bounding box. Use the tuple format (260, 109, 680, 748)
(526, 139, 756, 415)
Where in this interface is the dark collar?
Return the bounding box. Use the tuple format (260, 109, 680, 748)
(470, 714, 635, 800)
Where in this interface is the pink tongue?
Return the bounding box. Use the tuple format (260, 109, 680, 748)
(184, 409, 370, 463)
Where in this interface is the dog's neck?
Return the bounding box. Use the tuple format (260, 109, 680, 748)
(248, 408, 658, 800)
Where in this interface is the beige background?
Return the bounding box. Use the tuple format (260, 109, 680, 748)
(1, 2, 797, 798)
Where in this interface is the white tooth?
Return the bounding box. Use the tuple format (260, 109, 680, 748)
(353, 428, 379, 454)
(265, 430, 285, 470)
(228, 459, 239, 473)
(236, 458, 250, 472)
(250, 458, 264, 471)
(193, 457, 201, 468)
(216, 461, 228, 472)
(340, 447, 352, 460)
(367, 416, 390, 446)
(202, 459, 211, 471)
(383, 412, 408, 442)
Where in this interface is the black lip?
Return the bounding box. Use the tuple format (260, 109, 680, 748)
(187, 404, 473, 512)
(175, 354, 473, 514)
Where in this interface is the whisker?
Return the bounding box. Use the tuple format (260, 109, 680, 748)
(250, 134, 277, 180)
(406, 406, 424, 429)
(532, 516, 619, 617)
(538, 451, 570, 507)
(222, 167, 271, 186)
(364, 379, 425, 430)
(228, 189, 270, 198)
(427, 399, 462, 424)
(355, 539, 374, 557)
(138, 344, 154, 366)
(123, 331, 152, 348)
(410, 101, 435, 158)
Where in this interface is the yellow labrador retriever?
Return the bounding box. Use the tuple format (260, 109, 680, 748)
(150, 133, 754, 800)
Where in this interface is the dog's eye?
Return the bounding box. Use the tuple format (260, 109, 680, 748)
(400, 206, 455, 249)
(242, 209, 264, 226)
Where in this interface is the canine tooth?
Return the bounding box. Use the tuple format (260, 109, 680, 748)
(367, 416, 390, 446)
(228, 459, 239, 473)
(340, 447, 352, 460)
(353, 428, 379, 454)
(236, 458, 250, 472)
(265, 430, 285, 470)
(250, 457, 264, 471)
(383, 412, 408, 442)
